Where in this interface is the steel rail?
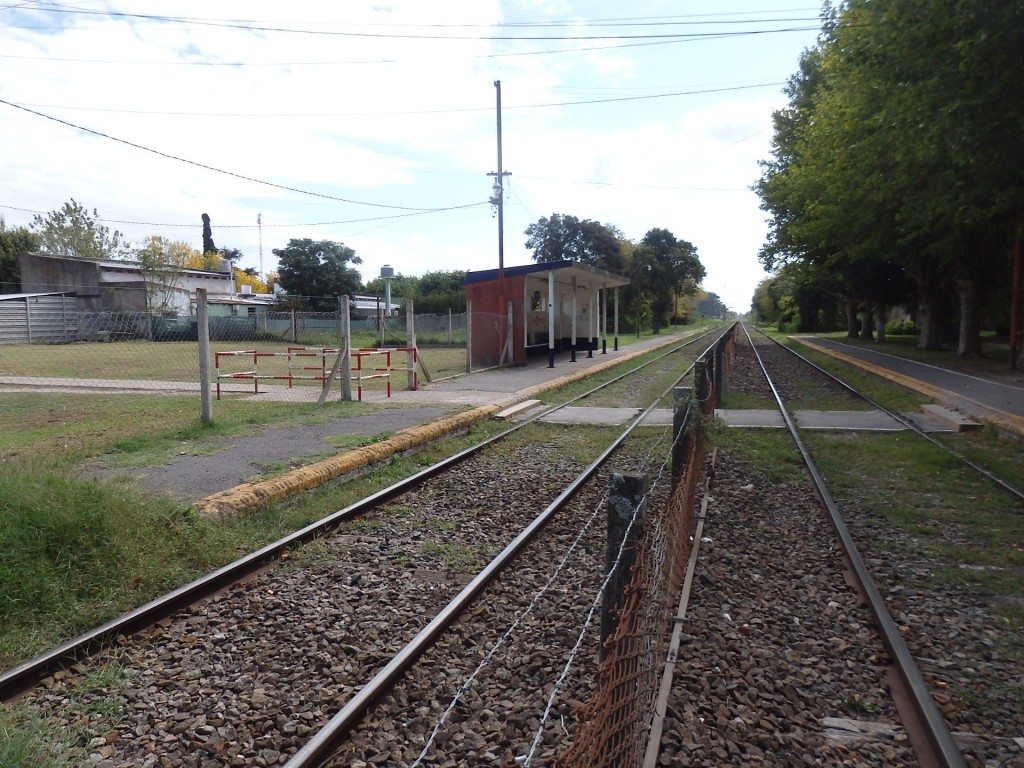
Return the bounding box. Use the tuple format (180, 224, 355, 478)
(741, 323, 967, 768)
(0, 328, 721, 701)
(744, 323, 1024, 504)
(284, 326, 731, 767)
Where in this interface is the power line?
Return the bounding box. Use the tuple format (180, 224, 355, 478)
(4, 5, 824, 38)
(0, 203, 485, 229)
(0, 97, 486, 213)
(7, 81, 786, 119)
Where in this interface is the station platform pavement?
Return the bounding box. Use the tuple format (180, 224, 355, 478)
(792, 336, 1024, 437)
(357, 330, 705, 408)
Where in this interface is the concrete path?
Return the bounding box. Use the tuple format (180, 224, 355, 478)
(793, 336, 1024, 436)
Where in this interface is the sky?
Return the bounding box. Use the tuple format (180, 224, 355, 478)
(0, 1, 824, 313)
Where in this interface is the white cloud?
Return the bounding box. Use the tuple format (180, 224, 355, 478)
(0, 0, 817, 311)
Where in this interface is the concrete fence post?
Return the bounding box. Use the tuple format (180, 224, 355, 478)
(694, 360, 710, 415)
(341, 296, 352, 401)
(407, 299, 417, 391)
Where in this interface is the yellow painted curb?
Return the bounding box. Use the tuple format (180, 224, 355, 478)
(195, 333, 690, 518)
(793, 337, 1024, 437)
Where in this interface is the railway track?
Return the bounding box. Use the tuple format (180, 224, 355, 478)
(7, 324, 1021, 767)
(654, 325, 1021, 768)
(2, 327, 726, 767)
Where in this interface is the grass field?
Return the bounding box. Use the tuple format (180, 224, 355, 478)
(0, 337, 470, 383)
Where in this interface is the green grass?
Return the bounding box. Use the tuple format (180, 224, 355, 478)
(802, 430, 1024, 636)
(715, 428, 806, 484)
(0, 338, 467, 385)
(932, 426, 1024, 494)
(0, 469, 234, 667)
(0, 416, 511, 669)
(0, 702, 83, 768)
(0, 392, 419, 468)
(719, 390, 775, 410)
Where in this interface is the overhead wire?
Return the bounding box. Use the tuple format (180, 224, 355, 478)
(0, 203, 478, 230)
(7, 81, 786, 119)
(0, 4, 821, 239)
(4, 6, 825, 39)
(0, 97, 486, 213)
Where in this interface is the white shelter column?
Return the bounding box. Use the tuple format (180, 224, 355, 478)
(601, 283, 608, 353)
(587, 283, 595, 358)
(614, 286, 620, 351)
(547, 270, 556, 368)
(570, 276, 578, 362)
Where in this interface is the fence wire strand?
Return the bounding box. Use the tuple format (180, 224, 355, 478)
(554, 349, 723, 768)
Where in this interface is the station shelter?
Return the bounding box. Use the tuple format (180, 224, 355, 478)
(464, 261, 631, 368)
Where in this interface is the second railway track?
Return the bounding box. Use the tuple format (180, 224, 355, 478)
(655, 325, 1021, 768)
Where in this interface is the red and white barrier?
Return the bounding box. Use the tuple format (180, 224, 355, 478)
(214, 346, 417, 401)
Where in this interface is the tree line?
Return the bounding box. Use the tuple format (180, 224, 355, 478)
(754, 0, 1023, 356)
(2, 200, 714, 327)
(0, 201, 465, 314)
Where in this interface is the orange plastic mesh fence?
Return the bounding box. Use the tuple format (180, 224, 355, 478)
(557, 340, 727, 768)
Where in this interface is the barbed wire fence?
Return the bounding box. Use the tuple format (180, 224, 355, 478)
(553, 334, 731, 767)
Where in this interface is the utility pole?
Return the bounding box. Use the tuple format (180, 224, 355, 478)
(487, 80, 511, 365)
(257, 211, 263, 283)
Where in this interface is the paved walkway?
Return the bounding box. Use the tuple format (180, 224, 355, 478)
(793, 336, 1024, 436)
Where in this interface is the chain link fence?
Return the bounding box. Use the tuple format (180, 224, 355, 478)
(0, 292, 473, 407)
(558, 331, 733, 767)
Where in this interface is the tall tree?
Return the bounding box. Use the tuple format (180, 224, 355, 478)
(30, 199, 134, 260)
(756, 0, 1024, 356)
(634, 228, 705, 333)
(201, 213, 217, 255)
(136, 236, 203, 312)
(524, 214, 626, 273)
(273, 238, 363, 310)
(0, 217, 39, 291)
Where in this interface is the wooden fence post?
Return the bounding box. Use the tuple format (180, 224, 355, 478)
(672, 387, 693, 483)
(601, 471, 648, 660)
(197, 288, 213, 425)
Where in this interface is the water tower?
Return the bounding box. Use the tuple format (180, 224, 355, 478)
(381, 264, 394, 316)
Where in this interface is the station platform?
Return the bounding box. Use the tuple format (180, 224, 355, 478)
(195, 331, 702, 515)
(358, 330, 704, 408)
